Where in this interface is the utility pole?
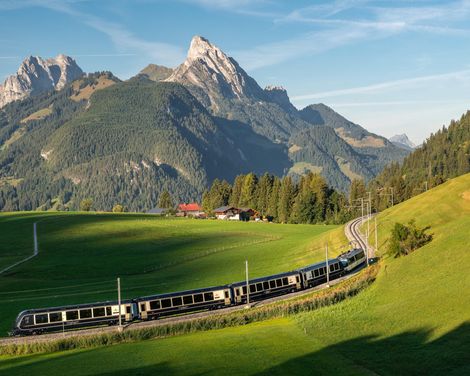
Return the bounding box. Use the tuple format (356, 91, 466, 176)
(360, 197, 364, 225)
(245, 260, 250, 306)
(424, 181, 428, 192)
(117, 277, 122, 329)
(390, 187, 394, 206)
(325, 243, 330, 287)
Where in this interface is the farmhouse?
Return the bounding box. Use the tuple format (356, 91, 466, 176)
(177, 203, 205, 217)
(213, 206, 239, 220)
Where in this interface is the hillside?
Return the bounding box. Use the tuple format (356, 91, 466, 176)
(0, 36, 409, 211)
(1, 174, 467, 374)
(0, 213, 340, 336)
(372, 111, 470, 206)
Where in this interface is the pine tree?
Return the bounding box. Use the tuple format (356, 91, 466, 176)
(158, 191, 173, 209)
(240, 173, 258, 208)
(230, 175, 245, 207)
(278, 176, 294, 223)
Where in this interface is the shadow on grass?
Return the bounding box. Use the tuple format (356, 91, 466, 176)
(258, 321, 470, 376)
(1, 322, 469, 375)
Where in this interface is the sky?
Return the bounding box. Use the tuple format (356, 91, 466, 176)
(1, 0, 470, 144)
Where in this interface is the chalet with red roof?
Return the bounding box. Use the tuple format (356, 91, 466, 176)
(177, 203, 205, 217)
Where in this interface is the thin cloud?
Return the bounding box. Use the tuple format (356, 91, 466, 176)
(1, 0, 185, 67)
(291, 69, 470, 101)
(0, 56, 19, 59)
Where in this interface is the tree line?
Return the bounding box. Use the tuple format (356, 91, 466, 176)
(201, 172, 352, 224)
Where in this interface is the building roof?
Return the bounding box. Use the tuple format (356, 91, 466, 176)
(213, 205, 237, 213)
(147, 207, 167, 214)
(178, 203, 202, 212)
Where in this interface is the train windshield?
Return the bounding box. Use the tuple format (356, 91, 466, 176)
(20, 315, 34, 328)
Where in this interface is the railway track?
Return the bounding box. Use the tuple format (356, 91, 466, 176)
(0, 216, 371, 346)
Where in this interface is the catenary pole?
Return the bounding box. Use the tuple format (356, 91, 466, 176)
(117, 277, 122, 329)
(325, 243, 330, 287)
(375, 216, 378, 257)
(245, 260, 250, 305)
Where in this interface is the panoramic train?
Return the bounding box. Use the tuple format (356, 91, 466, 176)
(10, 248, 366, 336)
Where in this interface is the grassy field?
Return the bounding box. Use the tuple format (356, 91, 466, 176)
(0, 213, 342, 337)
(1, 173, 468, 375)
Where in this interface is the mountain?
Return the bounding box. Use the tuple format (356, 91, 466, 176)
(389, 134, 416, 150)
(371, 111, 470, 207)
(0, 37, 409, 211)
(0, 55, 83, 108)
(136, 64, 173, 82)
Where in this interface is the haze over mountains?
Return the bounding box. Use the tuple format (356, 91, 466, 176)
(0, 36, 408, 211)
(389, 134, 416, 151)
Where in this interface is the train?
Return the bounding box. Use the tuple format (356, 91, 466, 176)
(10, 248, 366, 336)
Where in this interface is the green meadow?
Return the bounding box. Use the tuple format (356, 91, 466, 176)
(0, 213, 341, 337)
(1, 173, 469, 375)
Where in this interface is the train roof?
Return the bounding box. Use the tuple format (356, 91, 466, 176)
(16, 299, 134, 316)
(297, 258, 341, 272)
(135, 285, 230, 301)
(338, 248, 364, 259)
(230, 270, 299, 287)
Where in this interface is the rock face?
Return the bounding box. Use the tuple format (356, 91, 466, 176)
(264, 85, 297, 113)
(389, 134, 416, 150)
(166, 36, 265, 107)
(0, 54, 83, 108)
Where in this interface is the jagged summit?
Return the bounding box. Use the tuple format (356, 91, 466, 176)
(389, 134, 416, 150)
(0, 54, 83, 108)
(166, 35, 265, 105)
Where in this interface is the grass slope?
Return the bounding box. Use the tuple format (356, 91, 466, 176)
(1, 174, 468, 375)
(0, 213, 340, 336)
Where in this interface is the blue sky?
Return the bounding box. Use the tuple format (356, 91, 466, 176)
(1, 0, 470, 143)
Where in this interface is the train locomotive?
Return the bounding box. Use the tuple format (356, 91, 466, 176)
(10, 248, 366, 336)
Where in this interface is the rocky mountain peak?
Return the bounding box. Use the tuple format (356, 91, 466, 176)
(389, 134, 416, 150)
(166, 35, 265, 106)
(264, 85, 297, 113)
(0, 54, 83, 108)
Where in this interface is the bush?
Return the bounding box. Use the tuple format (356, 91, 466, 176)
(79, 198, 93, 212)
(388, 219, 433, 258)
(112, 204, 125, 213)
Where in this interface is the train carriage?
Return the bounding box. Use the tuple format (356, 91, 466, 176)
(338, 248, 366, 272)
(11, 300, 137, 336)
(135, 285, 232, 320)
(230, 271, 302, 304)
(298, 259, 343, 288)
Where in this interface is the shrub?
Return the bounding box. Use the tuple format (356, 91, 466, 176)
(388, 219, 433, 258)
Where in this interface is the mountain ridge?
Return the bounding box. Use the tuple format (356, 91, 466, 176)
(0, 54, 83, 108)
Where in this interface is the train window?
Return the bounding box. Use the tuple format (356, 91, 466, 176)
(172, 297, 183, 306)
(314, 269, 319, 277)
(21, 315, 34, 327)
(106, 307, 112, 316)
(183, 295, 193, 305)
(204, 292, 214, 301)
(66, 311, 78, 320)
(140, 303, 146, 311)
(282, 277, 289, 285)
(256, 283, 263, 291)
(235, 289, 240, 296)
(126, 306, 131, 314)
(194, 294, 204, 303)
(276, 279, 282, 287)
(93, 308, 105, 317)
(150, 300, 160, 310)
(296, 276, 300, 283)
(80, 309, 92, 319)
(224, 291, 229, 299)
(249, 285, 256, 293)
(269, 280, 276, 288)
(161, 299, 172, 308)
(49, 312, 62, 322)
(263, 281, 270, 289)
(242, 286, 247, 294)
(35, 314, 48, 324)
